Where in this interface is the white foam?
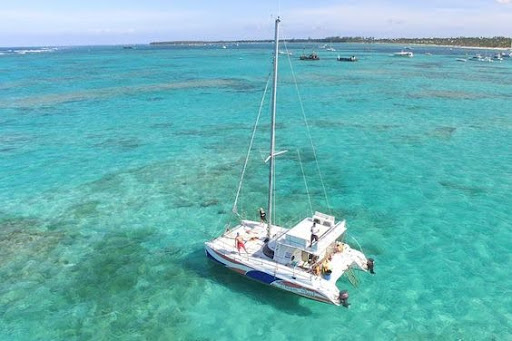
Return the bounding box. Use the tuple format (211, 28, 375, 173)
(13, 47, 58, 54)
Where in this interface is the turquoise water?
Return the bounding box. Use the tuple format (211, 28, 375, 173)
(1, 43, 512, 340)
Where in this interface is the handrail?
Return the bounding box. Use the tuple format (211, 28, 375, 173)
(308, 221, 345, 253)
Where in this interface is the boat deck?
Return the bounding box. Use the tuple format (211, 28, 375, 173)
(209, 220, 367, 283)
(217, 221, 278, 257)
(206, 219, 368, 305)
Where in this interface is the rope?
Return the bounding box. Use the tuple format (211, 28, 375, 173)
(284, 39, 332, 213)
(232, 74, 272, 216)
(350, 235, 364, 254)
(297, 149, 313, 216)
(281, 37, 292, 57)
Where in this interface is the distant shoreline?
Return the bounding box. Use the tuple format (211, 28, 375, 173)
(150, 39, 512, 51)
(373, 42, 510, 51)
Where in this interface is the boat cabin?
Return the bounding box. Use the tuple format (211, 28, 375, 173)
(272, 212, 346, 267)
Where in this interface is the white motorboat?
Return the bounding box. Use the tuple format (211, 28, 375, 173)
(469, 54, 493, 62)
(393, 51, 414, 57)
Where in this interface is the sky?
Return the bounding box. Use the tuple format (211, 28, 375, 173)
(1, 0, 512, 47)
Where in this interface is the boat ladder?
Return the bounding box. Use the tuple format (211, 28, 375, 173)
(345, 268, 359, 288)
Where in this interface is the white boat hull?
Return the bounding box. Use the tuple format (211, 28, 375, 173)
(204, 218, 369, 306)
(205, 243, 336, 304)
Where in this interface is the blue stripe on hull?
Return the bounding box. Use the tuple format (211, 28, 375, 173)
(246, 270, 277, 284)
(205, 248, 334, 303)
(205, 248, 281, 284)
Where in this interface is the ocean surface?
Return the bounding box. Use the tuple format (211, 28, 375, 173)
(1, 42, 511, 340)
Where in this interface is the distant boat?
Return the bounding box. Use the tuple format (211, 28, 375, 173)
(300, 51, 320, 60)
(337, 55, 358, 62)
(393, 51, 414, 57)
(279, 50, 293, 56)
(469, 54, 493, 62)
(455, 58, 467, 62)
(123, 46, 134, 49)
(492, 54, 503, 61)
(326, 46, 336, 52)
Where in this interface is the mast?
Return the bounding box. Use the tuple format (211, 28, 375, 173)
(267, 17, 280, 241)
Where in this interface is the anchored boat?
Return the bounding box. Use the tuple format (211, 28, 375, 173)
(299, 50, 320, 60)
(204, 18, 374, 306)
(337, 55, 358, 62)
(393, 50, 414, 57)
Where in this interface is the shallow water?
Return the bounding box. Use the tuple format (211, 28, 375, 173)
(1, 43, 511, 340)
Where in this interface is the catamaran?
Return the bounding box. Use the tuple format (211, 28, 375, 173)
(204, 18, 374, 306)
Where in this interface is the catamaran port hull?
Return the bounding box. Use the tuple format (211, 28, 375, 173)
(205, 244, 336, 305)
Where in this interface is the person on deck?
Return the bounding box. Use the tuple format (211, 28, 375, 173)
(322, 258, 332, 279)
(235, 233, 248, 254)
(259, 208, 267, 223)
(310, 222, 319, 247)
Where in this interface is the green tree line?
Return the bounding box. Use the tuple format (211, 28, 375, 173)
(292, 36, 512, 48)
(151, 36, 512, 48)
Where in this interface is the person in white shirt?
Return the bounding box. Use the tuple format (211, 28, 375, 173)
(310, 222, 319, 247)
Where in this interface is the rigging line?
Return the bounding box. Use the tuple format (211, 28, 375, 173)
(232, 73, 272, 216)
(349, 235, 364, 254)
(281, 30, 288, 53)
(285, 51, 332, 213)
(280, 28, 294, 65)
(297, 149, 313, 216)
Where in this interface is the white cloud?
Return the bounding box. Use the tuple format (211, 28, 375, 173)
(88, 28, 136, 35)
(1, 2, 511, 45)
(0, 9, 206, 34)
(280, 3, 512, 38)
